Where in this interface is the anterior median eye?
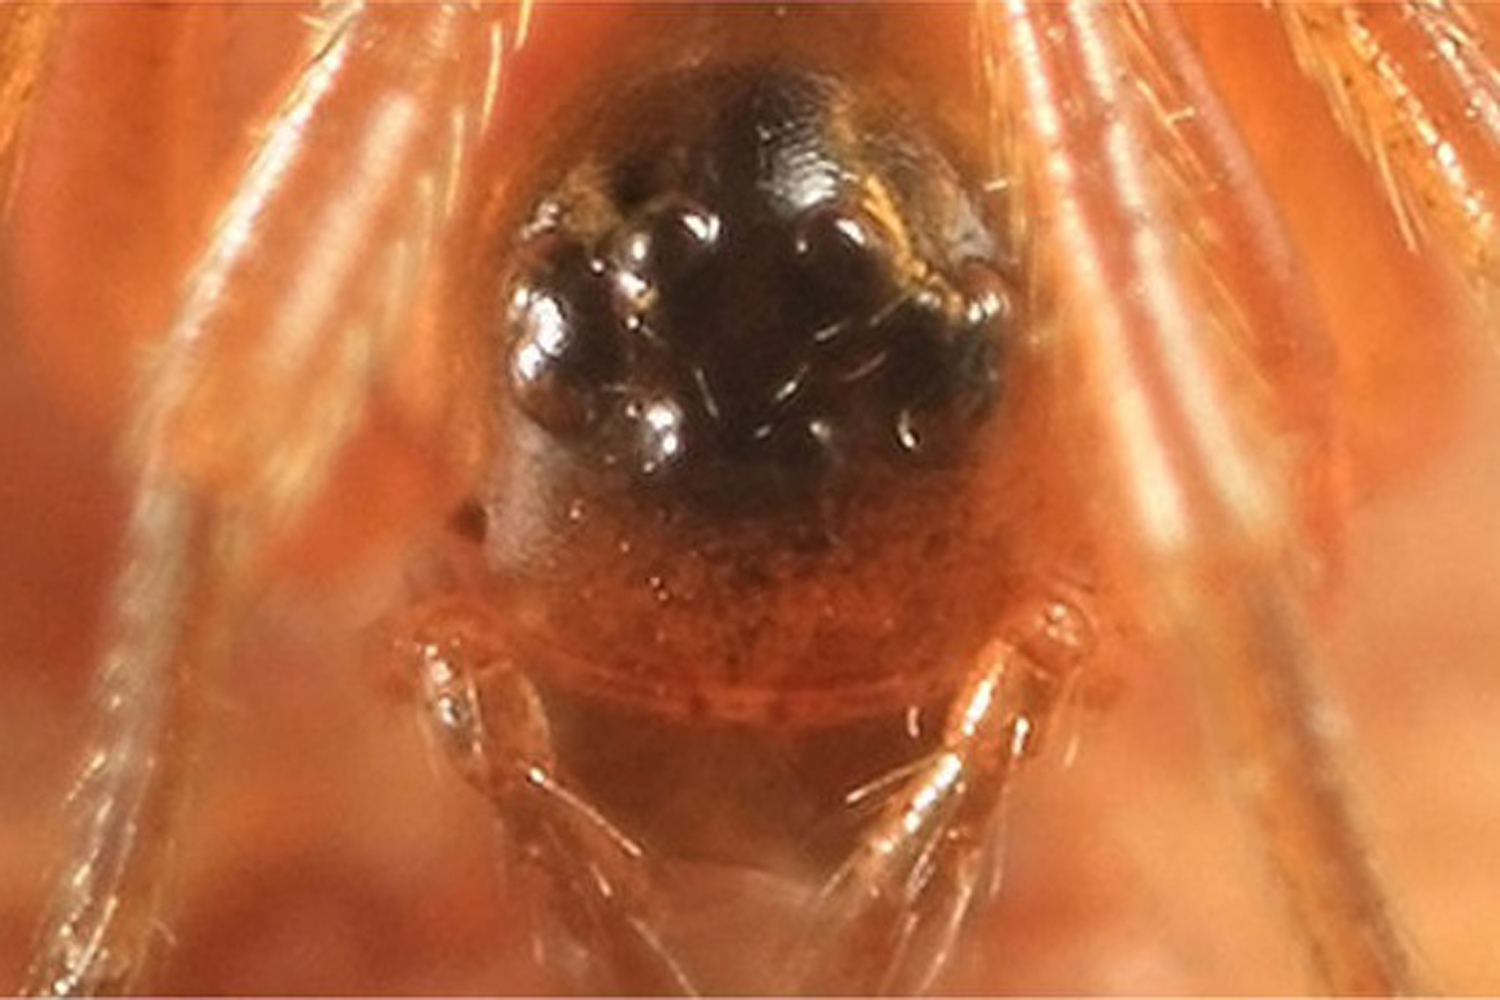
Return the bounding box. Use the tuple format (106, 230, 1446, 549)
(495, 65, 1016, 516)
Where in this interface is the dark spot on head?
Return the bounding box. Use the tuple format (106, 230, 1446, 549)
(447, 499, 488, 544)
(497, 65, 1013, 519)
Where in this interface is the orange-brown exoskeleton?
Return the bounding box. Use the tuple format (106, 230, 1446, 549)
(4, 1, 1500, 994)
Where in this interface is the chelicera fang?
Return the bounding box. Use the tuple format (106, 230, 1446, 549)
(3, 1, 1500, 993)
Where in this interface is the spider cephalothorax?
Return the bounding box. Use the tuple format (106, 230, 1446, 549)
(467, 64, 1051, 734)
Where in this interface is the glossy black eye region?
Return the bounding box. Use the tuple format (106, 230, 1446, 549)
(501, 66, 1010, 514)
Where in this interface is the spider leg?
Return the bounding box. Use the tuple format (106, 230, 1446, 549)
(790, 594, 1093, 995)
(24, 4, 514, 993)
(1278, 0, 1500, 307)
(0, 2, 56, 216)
(391, 596, 696, 995)
(986, 2, 1420, 992)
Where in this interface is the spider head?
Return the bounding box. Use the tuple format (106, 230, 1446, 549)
(499, 66, 1013, 518)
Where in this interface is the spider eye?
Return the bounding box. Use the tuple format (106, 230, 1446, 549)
(497, 66, 1012, 515)
(791, 202, 898, 321)
(507, 238, 623, 435)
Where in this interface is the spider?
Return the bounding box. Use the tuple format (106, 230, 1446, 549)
(3, 0, 1500, 993)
